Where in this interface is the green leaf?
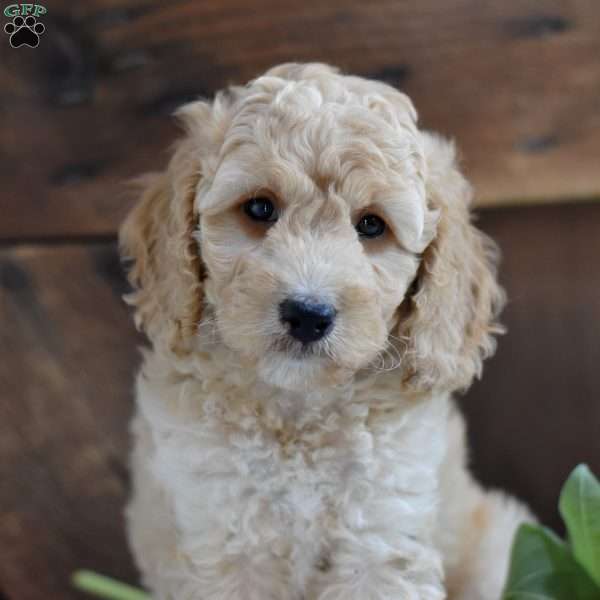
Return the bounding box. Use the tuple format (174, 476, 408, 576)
(72, 571, 151, 600)
(559, 464, 600, 586)
(502, 523, 600, 600)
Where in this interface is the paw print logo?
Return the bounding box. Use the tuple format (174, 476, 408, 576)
(4, 15, 45, 48)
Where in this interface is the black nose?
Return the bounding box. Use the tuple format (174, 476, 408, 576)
(279, 298, 336, 345)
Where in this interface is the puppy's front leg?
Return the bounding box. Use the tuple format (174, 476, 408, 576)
(173, 542, 297, 600)
(128, 416, 299, 600)
(310, 529, 445, 600)
(135, 524, 299, 600)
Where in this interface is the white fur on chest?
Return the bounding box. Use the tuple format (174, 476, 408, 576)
(135, 358, 449, 596)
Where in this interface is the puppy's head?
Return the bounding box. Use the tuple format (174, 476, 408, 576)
(121, 63, 503, 393)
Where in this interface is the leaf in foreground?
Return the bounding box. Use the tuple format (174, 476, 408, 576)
(72, 571, 151, 600)
(559, 464, 600, 587)
(502, 523, 600, 600)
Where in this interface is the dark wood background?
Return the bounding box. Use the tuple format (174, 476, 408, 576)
(1, 1, 599, 599)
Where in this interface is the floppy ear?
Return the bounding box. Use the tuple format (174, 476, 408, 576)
(120, 90, 238, 354)
(119, 135, 205, 355)
(397, 133, 505, 393)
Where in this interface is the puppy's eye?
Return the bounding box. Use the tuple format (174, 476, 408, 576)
(243, 197, 278, 222)
(356, 214, 386, 238)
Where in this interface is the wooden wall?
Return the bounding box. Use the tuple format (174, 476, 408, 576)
(1, 1, 600, 599)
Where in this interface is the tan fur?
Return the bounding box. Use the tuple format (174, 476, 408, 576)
(397, 134, 505, 392)
(120, 139, 204, 355)
(121, 63, 532, 600)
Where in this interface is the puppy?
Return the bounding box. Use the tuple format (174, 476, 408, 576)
(121, 63, 532, 600)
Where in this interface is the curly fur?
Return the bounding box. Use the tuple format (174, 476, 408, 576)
(121, 63, 533, 600)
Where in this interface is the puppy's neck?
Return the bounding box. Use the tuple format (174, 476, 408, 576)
(143, 337, 434, 432)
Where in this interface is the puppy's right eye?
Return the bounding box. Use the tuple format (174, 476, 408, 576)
(243, 197, 278, 223)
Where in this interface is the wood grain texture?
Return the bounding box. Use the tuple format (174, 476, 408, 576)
(464, 201, 600, 534)
(1, 0, 600, 239)
(0, 244, 140, 600)
(1, 203, 599, 599)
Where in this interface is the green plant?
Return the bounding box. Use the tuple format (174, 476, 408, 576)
(72, 571, 150, 600)
(502, 464, 600, 600)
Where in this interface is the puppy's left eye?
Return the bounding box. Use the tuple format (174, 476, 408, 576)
(243, 197, 278, 222)
(356, 214, 386, 238)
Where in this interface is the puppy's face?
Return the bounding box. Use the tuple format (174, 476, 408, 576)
(198, 86, 433, 390)
(121, 64, 503, 394)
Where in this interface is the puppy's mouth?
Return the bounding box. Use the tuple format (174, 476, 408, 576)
(256, 345, 337, 391)
(268, 336, 328, 359)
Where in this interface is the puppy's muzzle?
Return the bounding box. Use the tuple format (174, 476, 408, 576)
(279, 297, 337, 345)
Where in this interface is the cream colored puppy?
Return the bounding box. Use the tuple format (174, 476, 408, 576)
(121, 63, 532, 600)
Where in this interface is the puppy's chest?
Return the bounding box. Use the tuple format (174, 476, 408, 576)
(148, 387, 447, 593)
(211, 409, 369, 520)
(155, 404, 377, 534)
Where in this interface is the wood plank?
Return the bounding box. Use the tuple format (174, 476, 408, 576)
(1, 202, 599, 598)
(0, 243, 141, 600)
(464, 201, 600, 532)
(1, 0, 600, 239)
